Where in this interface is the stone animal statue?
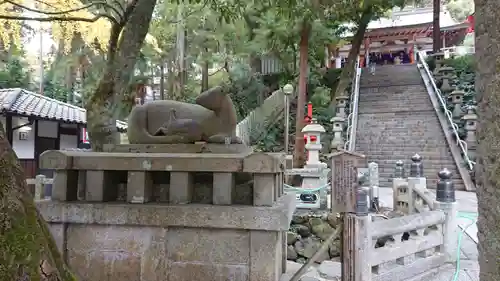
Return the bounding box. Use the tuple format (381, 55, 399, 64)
(127, 86, 242, 144)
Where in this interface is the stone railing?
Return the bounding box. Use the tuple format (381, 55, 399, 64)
(417, 51, 476, 171)
(236, 86, 296, 145)
(36, 149, 296, 281)
(417, 51, 476, 191)
(392, 154, 436, 214)
(344, 166, 458, 281)
(26, 175, 53, 200)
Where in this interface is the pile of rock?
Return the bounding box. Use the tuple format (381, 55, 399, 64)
(287, 211, 341, 263)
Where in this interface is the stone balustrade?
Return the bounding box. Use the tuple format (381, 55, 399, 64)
(37, 148, 295, 281)
(343, 165, 458, 281)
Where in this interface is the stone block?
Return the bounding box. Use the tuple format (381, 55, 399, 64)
(167, 262, 249, 281)
(85, 170, 118, 202)
(249, 230, 281, 281)
(52, 170, 78, 201)
(213, 172, 235, 205)
(253, 174, 275, 206)
(166, 228, 250, 264)
(169, 172, 193, 204)
(127, 171, 153, 203)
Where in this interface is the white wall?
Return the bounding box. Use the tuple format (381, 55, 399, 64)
(60, 134, 78, 149)
(3, 115, 80, 158)
(37, 120, 58, 138)
(12, 117, 35, 159)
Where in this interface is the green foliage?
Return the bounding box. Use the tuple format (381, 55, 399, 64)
(444, 0, 474, 21)
(0, 57, 31, 89)
(43, 80, 74, 103)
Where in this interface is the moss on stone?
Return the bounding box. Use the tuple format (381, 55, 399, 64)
(0, 123, 76, 281)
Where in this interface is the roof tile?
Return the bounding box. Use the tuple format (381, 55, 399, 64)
(0, 88, 128, 131)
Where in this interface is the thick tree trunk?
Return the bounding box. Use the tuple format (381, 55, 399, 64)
(292, 21, 311, 168)
(432, 0, 441, 52)
(475, 1, 500, 280)
(85, 0, 157, 151)
(331, 8, 372, 103)
(0, 121, 75, 281)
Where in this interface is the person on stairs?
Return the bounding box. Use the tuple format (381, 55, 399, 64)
(369, 53, 376, 75)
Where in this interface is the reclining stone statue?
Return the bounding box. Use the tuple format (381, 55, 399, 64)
(127, 85, 242, 144)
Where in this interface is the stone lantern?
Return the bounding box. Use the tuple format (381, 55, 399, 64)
(432, 53, 445, 74)
(462, 105, 478, 160)
(335, 95, 349, 118)
(330, 116, 345, 152)
(437, 66, 455, 96)
(449, 90, 465, 120)
(302, 118, 327, 168)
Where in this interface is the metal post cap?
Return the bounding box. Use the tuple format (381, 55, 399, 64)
(411, 153, 422, 163)
(438, 168, 453, 180)
(396, 160, 404, 167)
(436, 168, 455, 203)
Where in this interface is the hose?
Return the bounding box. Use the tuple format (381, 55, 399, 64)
(452, 212, 478, 281)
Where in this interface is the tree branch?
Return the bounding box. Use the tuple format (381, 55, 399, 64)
(0, 13, 116, 24)
(166, 3, 207, 24)
(1, 0, 122, 24)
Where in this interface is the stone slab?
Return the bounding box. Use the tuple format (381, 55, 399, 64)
(36, 193, 296, 231)
(40, 150, 284, 173)
(103, 143, 254, 154)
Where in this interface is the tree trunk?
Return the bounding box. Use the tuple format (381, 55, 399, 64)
(85, 0, 157, 151)
(330, 8, 372, 103)
(475, 1, 500, 280)
(159, 60, 165, 100)
(0, 121, 75, 281)
(292, 21, 311, 168)
(201, 48, 209, 92)
(432, 0, 441, 52)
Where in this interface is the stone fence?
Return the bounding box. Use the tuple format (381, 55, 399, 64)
(36, 149, 296, 281)
(26, 175, 53, 200)
(342, 154, 458, 281)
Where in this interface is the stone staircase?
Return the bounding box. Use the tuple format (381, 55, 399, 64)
(354, 64, 465, 190)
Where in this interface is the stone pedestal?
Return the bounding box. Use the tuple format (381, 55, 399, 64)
(38, 149, 294, 281)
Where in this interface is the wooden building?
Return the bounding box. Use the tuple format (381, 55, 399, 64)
(328, 5, 469, 68)
(0, 88, 127, 179)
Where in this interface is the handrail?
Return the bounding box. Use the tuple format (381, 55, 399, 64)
(235, 86, 296, 145)
(344, 56, 362, 152)
(416, 50, 475, 170)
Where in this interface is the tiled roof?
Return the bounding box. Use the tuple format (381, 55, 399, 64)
(0, 88, 128, 131)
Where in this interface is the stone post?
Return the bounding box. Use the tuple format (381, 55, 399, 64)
(330, 116, 345, 152)
(368, 162, 379, 211)
(449, 90, 465, 121)
(463, 105, 478, 161)
(302, 118, 327, 168)
(434, 168, 458, 263)
(335, 95, 349, 118)
(407, 154, 426, 214)
(392, 160, 406, 211)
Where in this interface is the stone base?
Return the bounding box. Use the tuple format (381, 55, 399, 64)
(103, 143, 253, 154)
(37, 194, 295, 281)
